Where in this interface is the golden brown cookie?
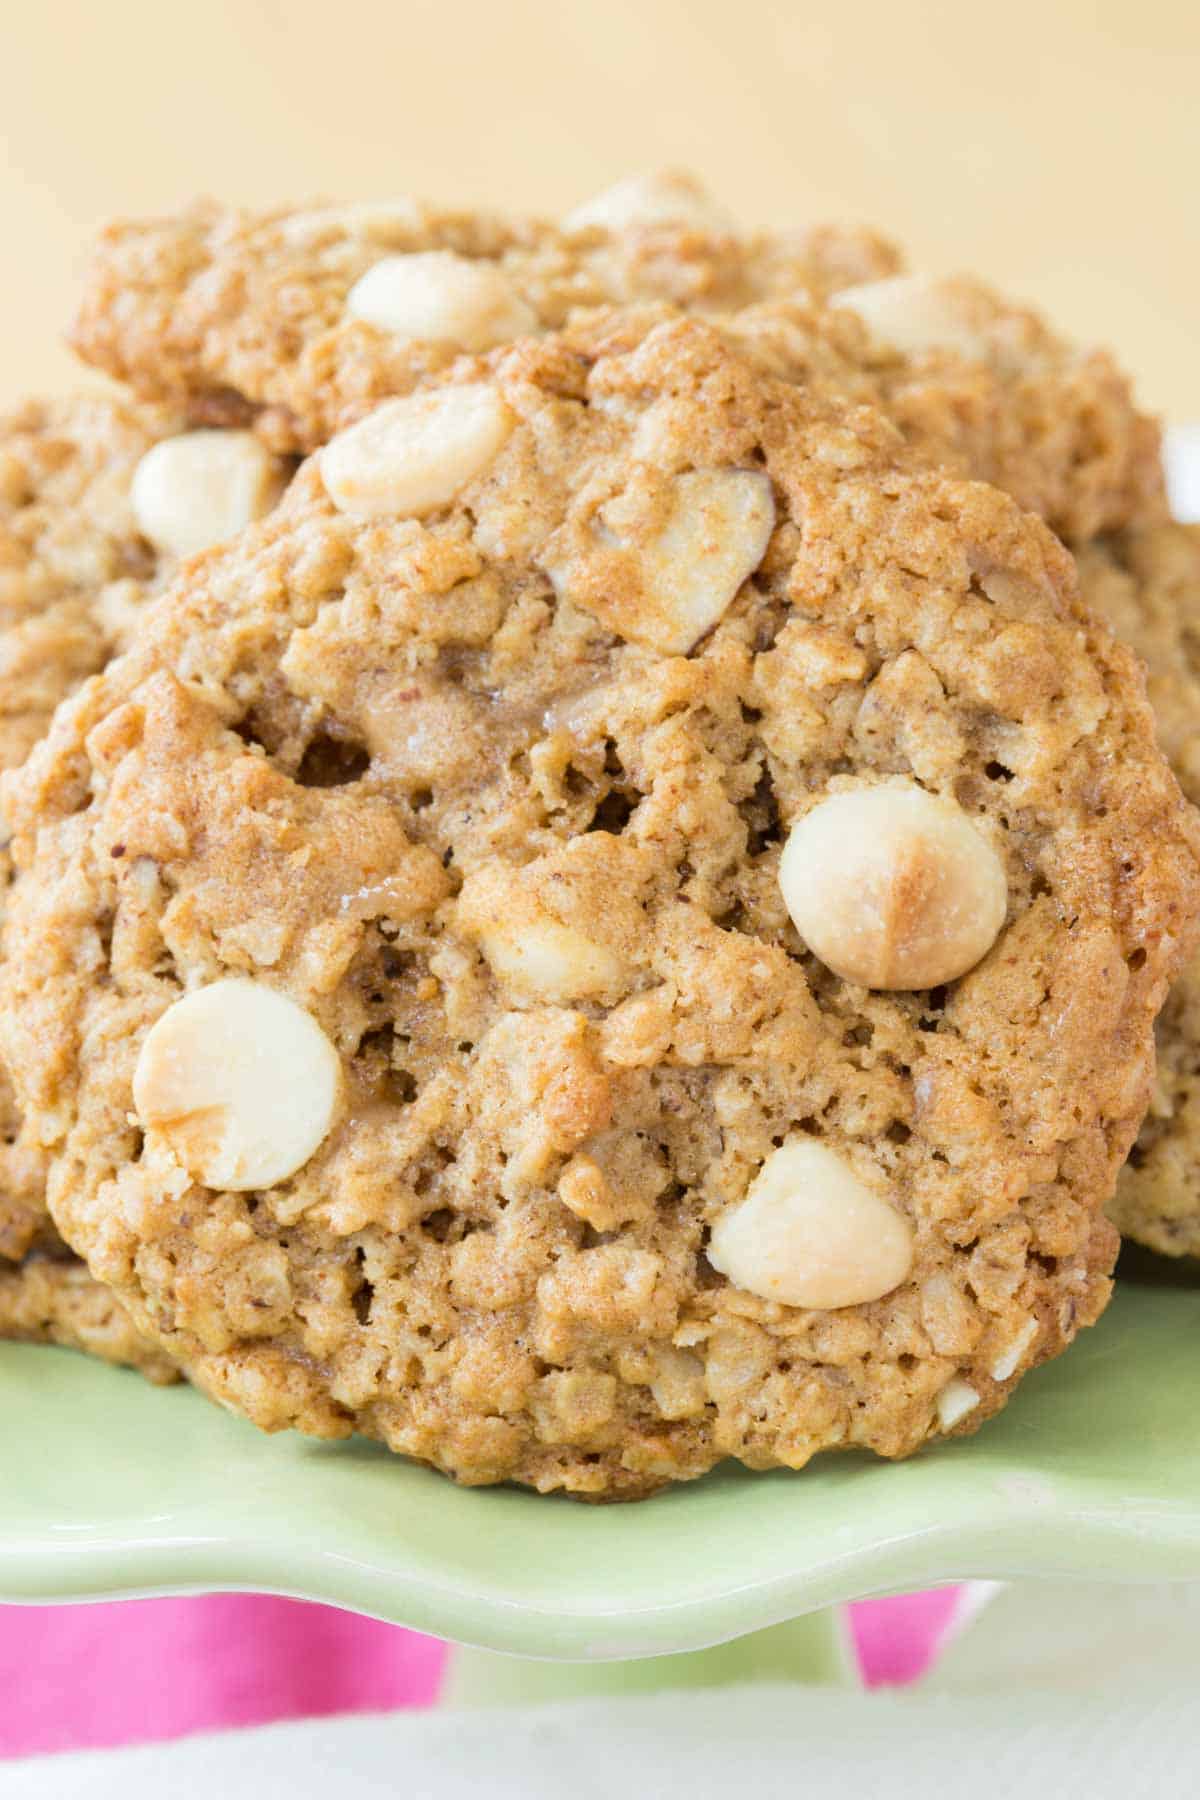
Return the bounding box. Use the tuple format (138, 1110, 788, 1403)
(67, 179, 896, 449)
(67, 179, 1164, 544)
(815, 280, 1164, 544)
(0, 392, 289, 1356)
(1079, 523, 1200, 1256)
(4, 312, 1195, 1497)
(0, 1254, 179, 1382)
(0, 395, 168, 767)
(0, 393, 166, 1282)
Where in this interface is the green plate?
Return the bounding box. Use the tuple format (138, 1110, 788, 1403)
(2, 1278, 1197, 1662)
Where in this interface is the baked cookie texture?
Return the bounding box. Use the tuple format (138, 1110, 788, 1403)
(0, 394, 169, 769)
(1080, 523, 1200, 1256)
(67, 180, 1165, 544)
(67, 184, 897, 450)
(0, 394, 166, 1274)
(0, 391, 288, 1367)
(3, 313, 1196, 1498)
(0, 1253, 179, 1382)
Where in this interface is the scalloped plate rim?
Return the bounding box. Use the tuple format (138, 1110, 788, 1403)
(3, 1279, 1198, 1661)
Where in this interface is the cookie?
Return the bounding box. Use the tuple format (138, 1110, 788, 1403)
(0, 389, 289, 820)
(0, 1080, 54, 1262)
(0, 393, 167, 1280)
(0, 395, 167, 768)
(0, 392, 289, 1350)
(1078, 525, 1200, 810)
(0, 1253, 179, 1382)
(66, 176, 1164, 544)
(3, 312, 1195, 1498)
(67, 175, 896, 448)
(1078, 523, 1200, 1256)
(817, 281, 1165, 544)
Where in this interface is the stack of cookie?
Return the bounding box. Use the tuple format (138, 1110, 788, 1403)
(0, 172, 1196, 1498)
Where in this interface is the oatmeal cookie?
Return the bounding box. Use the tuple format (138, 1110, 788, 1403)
(1079, 523, 1200, 1256)
(67, 177, 896, 452)
(67, 177, 1164, 543)
(0, 391, 289, 1349)
(0, 388, 289, 816)
(0, 392, 168, 1278)
(0, 394, 169, 768)
(0, 1253, 179, 1381)
(3, 312, 1195, 1498)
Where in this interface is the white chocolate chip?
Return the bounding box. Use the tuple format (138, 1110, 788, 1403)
(630, 470, 774, 652)
(457, 865, 629, 1003)
(549, 468, 774, 655)
(133, 979, 341, 1191)
(131, 431, 285, 560)
(345, 252, 537, 352)
(564, 171, 732, 234)
(707, 1139, 914, 1310)
(989, 1316, 1039, 1382)
(779, 782, 1007, 991)
(319, 385, 514, 519)
(936, 1377, 982, 1430)
(482, 916, 627, 1002)
(832, 275, 988, 360)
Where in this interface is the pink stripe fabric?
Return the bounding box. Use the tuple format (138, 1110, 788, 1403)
(850, 1588, 968, 1687)
(0, 1586, 965, 1758)
(0, 1596, 448, 1759)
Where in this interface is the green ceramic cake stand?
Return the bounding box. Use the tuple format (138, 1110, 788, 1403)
(2, 1275, 1197, 1700)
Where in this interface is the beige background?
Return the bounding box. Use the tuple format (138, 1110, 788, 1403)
(1, 0, 1196, 415)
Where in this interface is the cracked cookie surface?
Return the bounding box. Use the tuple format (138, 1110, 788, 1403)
(4, 312, 1195, 1497)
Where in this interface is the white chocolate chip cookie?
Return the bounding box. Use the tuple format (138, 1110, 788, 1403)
(68, 185, 1164, 541)
(1078, 523, 1200, 1258)
(69, 183, 904, 451)
(0, 393, 288, 1366)
(3, 312, 1194, 1500)
(0, 1254, 180, 1383)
